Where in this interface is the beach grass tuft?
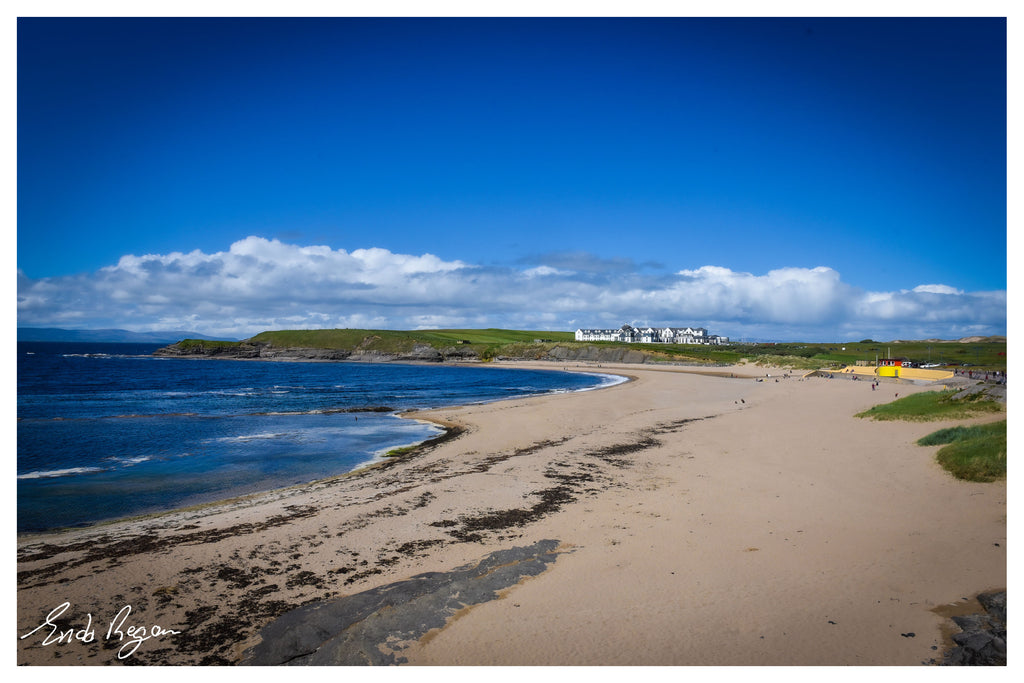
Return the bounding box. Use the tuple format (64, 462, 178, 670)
(855, 390, 1003, 422)
(918, 420, 1006, 482)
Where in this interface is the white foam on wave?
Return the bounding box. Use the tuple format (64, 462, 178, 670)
(110, 455, 152, 465)
(573, 372, 630, 391)
(18, 466, 105, 480)
(214, 432, 291, 442)
(364, 422, 446, 463)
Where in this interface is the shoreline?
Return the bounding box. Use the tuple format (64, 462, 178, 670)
(14, 419, 471, 542)
(16, 362, 1005, 665)
(15, 364, 625, 540)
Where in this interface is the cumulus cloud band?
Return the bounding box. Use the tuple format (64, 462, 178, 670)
(17, 236, 1007, 341)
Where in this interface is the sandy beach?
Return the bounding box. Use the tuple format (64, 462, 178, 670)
(16, 362, 1006, 666)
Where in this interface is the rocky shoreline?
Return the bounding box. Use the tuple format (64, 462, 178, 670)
(153, 339, 658, 364)
(153, 339, 476, 363)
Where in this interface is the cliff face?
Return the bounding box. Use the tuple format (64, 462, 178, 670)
(153, 341, 267, 359)
(153, 340, 476, 363)
(540, 345, 650, 364)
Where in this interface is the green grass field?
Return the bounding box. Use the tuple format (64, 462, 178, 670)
(703, 338, 1006, 370)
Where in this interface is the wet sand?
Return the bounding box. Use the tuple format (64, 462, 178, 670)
(16, 362, 1006, 665)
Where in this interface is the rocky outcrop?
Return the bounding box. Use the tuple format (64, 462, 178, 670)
(154, 341, 475, 363)
(941, 591, 1006, 666)
(240, 539, 564, 665)
(254, 345, 352, 361)
(345, 344, 442, 363)
(153, 341, 269, 358)
(154, 340, 668, 365)
(541, 344, 651, 364)
(436, 345, 480, 361)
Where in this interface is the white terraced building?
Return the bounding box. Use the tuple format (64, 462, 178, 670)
(574, 324, 729, 345)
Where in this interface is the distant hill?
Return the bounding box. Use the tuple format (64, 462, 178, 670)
(956, 335, 1007, 344)
(17, 327, 236, 343)
(893, 336, 1007, 344)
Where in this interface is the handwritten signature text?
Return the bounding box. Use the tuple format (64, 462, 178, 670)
(20, 602, 182, 659)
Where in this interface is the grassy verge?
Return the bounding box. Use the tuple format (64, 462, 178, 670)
(855, 390, 1004, 422)
(857, 392, 1005, 482)
(917, 420, 1006, 482)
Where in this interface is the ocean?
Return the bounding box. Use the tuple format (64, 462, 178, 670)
(17, 342, 619, 533)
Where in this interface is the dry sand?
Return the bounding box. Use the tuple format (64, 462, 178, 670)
(15, 362, 1006, 666)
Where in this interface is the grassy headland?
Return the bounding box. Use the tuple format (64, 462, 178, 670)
(252, 328, 572, 358)
(172, 339, 245, 352)
(164, 330, 1007, 371)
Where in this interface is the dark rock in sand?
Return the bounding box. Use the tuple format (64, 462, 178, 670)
(941, 590, 1006, 666)
(977, 591, 1007, 624)
(239, 538, 564, 666)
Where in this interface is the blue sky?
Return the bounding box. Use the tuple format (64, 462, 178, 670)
(16, 16, 1008, 341)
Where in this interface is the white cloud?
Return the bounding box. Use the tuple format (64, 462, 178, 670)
(16, 237, 1007, 341)
(522, 265, 573, 278)
(912, 284, 963, 295)
(663, 266, 851, 324)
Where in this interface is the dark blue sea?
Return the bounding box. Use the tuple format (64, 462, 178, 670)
(17, 342, 619, 533)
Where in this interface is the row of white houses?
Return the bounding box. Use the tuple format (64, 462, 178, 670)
(574, 324, 729, 345)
